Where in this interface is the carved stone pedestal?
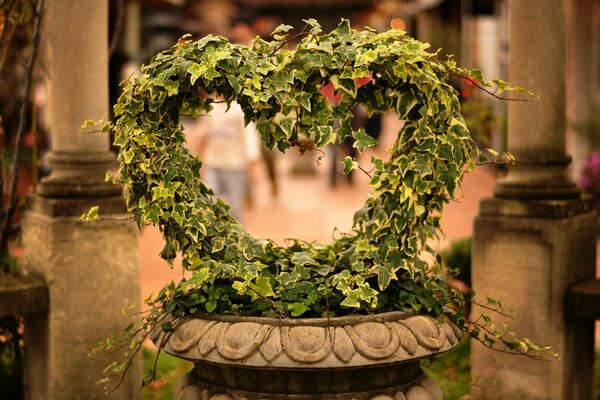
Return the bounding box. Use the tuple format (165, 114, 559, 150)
(152, 312, 461, 400)
(471, 198, 596, 399)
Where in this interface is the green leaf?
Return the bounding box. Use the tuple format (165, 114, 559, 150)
(299, 92, 311, 112)
(188, 63, 206, 85)
(204, 67, 221, 81)
(273, 113, 295, 138)
(395, 92, 417, 119)
(271, 24, 294, 40)
(251, 276, 275, 298)
(144, 206, 161, 225)
(486, 148, 499, 157)
(290, 252, 320, 267)
(79, 206, 99, 222)
(276, 271, 300, 286)
(330, 75, 356, 98)
(352, 128, 377, 152)
(288, 302, 309, 317)
(161, 322, 174, 333)
(342, 156, 359, 174)
(228, 75, 242, 94)
(312, 125, 335, 147)
(164, 79, 179, 96)
(205, 300, 217, 313)
(340, 290, 360, 308)
(266, 72, 293, 93)
(184, 268, 211, 287)
(303, 18, 322, 35)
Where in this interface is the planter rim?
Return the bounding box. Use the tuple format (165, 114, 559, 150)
(192, 310, 418, 327)
(152, 311, 463, 369)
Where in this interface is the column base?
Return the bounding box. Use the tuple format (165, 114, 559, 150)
(494, 156, 580, 200)
(37, 151, 122, 199)
(27, 193, 126, 217)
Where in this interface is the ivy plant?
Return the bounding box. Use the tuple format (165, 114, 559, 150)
(92, 19, 550, 386)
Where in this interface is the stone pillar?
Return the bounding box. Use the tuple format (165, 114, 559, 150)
(471, 1, 596, 399)
(22, 1, 140, 399)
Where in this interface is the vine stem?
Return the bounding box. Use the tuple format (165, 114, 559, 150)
(246, 285, 286, 318)
(267, 24, 310, 57)
(0, 0, 44, 257)
(336, 143, 373, 179)
(448, 72, 534, 102)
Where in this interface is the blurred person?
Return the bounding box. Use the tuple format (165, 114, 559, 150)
(229, 13, 280, 197)
(252, 14, 281, 197)
(230, 13, 256, 45)
(196, 100, 261, 222)
(253, 14, 280, 40)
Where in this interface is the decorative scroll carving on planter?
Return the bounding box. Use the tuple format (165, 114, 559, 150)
(281, 325, 334, 363)
(169, 319, 217, 352)
(153, 312, 462, 368)
(343, 322, 400, 359)
(398, 316, 446, 350)
(216, 322, 272, 361)
(258, 327, 283, 362)
(333, 327, 355, 362)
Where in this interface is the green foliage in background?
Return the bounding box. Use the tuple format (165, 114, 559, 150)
(441, 237, 471, 288)
(94, 19, 545, 387)
(142, 347, 191, 400)
(422, 337, 471, 400)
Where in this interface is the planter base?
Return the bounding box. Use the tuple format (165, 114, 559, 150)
(174, 372, 443, 400)
(152, 312, 460, 400)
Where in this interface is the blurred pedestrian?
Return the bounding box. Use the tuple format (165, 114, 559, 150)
(230, 12, 280, 197)
(197, 100, 262, 222)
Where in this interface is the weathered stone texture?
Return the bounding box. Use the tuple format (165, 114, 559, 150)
(153, 312, 460, 400)
(471, 204, 596, 399)
(22, 210, 140, 400)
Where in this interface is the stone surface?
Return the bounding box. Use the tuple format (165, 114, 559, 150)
(25, 1, 140, 399)
(152, 312, 462, 368)
(471, 1, 597, 398)
(22, 210, 140, 400)
(39, 0, 121, 202)
(495, 0, 577, 199)
(565, 278, 600, 320)
(44, 1, 110, 154)
(152, 312, 459, 399)
(173, 373, 444, 400)
(0, 273, 47, 317)
(471, 205, 596, 399)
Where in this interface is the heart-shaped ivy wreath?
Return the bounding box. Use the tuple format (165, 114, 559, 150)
(102, 19, 541, 371)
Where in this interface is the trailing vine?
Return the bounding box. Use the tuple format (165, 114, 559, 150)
(92, 19, 550, 387)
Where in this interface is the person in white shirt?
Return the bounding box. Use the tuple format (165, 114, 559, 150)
(197, 101, 261, 222)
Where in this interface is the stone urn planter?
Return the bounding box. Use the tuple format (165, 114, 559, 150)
(151, 312, 462, 399)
